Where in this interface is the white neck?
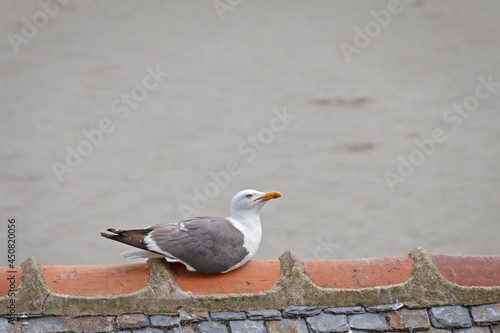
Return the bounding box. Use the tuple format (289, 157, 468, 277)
(228, 211, 263, 265)
(230, 200, 266, 221)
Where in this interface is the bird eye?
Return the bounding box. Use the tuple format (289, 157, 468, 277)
(246, 194, 253, 198)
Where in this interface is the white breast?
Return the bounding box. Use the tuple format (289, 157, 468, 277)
(224, 216, 262, 272)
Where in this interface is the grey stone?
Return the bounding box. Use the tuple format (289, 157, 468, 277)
(427, 329, 452, 333)
(117, 314, 150, 330)
(266, 318, 309, 333)
(491, 325, 500, 333)
(179, 309, 208, 323)
(16, 317, 70, 333)
(132, 328, 165, 333)
(454, 327, 491, 333)
(325, 306, 365, 315)
(167, 329, 179, 333)
(0, 317, 10, 327)
(247, 309, 282, 320)
(0, 317, 20, 333)
(366, 302, 404, 313)
(282, 306, 323, 318)
(166, 327, 195, 333)
(348, 313, 389, 331)
(196, 321, 229, 333)
(71, 316, 116, 332)
(150, 315, 180, 328)
(210, 311, 246, 321)
(229, 319, 267, 333)
(306, 313, 349, 333)
(471, 303, 500, 323)
(428, 306, 472, 328)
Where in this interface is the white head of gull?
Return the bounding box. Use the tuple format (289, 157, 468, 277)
(101, 189, 282, 273)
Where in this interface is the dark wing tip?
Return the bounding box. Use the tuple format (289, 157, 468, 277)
(101, 228, 121, 239)
(100, 232, 118, 240)
(100, 228, 153, 252)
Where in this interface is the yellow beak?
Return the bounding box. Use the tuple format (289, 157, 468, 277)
(256, 191, 282, 202)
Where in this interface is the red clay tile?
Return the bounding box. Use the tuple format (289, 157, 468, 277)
(432, 254, 500, 287)
(0, 266, 22, 297)
(4, 253, 499, 297)
(3, 260, 280, 296)
(43, 263, 150, 296)
(303, 256, 413, 289)
(170, 260, 281, 295)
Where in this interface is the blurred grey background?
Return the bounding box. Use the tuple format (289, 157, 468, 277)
(1, 0, 499, 266)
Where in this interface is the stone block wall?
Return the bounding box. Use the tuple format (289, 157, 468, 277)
(4, 303, 500, 332)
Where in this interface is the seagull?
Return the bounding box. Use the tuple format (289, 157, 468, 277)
(101, 189, 282, 273)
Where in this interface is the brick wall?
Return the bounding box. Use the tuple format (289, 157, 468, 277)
(1, 247, 499, 332)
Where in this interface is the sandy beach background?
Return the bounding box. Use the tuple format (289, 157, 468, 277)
(1, 0, 499, 266)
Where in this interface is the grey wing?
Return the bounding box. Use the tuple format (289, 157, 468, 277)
(148, 217, 249, 273)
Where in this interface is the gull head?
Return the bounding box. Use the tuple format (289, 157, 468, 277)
(230, 189, 282, 219)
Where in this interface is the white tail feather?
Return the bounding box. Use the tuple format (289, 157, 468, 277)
(120, 249, 166, 259)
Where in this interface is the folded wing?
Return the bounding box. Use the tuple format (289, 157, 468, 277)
(101, 217, 249, 273)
